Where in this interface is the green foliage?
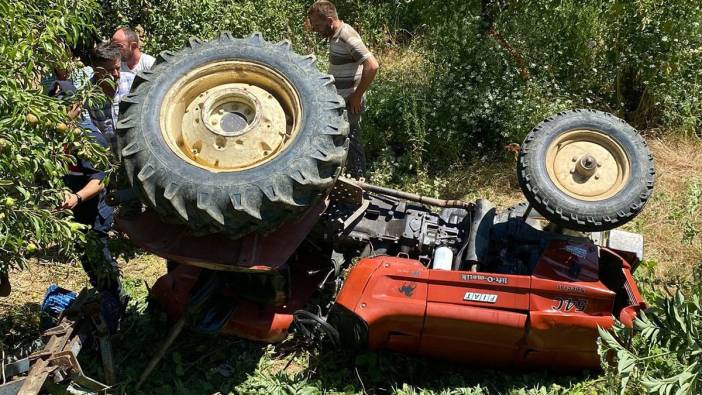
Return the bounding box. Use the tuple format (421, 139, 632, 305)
(100, 0, 309, 54)
(598, 267, 702, 394)
(92, 0, 702, 181)
(0, 0, 109, 273)
(364, 0, 702, 180)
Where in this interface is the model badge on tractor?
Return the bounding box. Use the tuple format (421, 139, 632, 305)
(107, 32, 654, 377)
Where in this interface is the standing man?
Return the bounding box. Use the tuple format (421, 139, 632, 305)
(111, 27, 155, 75)
(59, 42, 128, 328)
(307, 1, 379, 178)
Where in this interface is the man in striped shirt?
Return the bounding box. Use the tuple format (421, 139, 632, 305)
(307, 1, 379, 178)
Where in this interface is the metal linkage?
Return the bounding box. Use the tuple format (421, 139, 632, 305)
(347, 178, 474, 210)
(1, 288, 113, 395)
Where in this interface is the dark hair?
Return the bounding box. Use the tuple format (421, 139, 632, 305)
(91, 42, 121, 66)
(308, 1, 338, 19)
(117, 26, 139, 45)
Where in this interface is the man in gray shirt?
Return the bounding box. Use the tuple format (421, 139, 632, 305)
(307, 0, 379, 178)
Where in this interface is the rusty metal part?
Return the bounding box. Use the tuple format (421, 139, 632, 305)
(329, 177, 364, 206)
(2, 289, 112, 395)
(545, 129, 630, 201)
(88, 305, 116, 386)
(346, 178, 474, 209)
(160, 60, 302, 172)
(136, 316, 187, 390)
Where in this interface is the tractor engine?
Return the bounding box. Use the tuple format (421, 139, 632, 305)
(325, 192, 469, 270)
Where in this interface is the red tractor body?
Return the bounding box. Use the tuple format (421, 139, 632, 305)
(122, 184, 646, 370)
(106, 33, 655, 374)
(331, 243, 644, 369)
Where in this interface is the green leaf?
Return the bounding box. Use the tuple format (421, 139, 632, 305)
(16, 186, 30, 199)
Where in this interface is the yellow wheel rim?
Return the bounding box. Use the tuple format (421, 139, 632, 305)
(160, 61, 302, 172)
(545, 130, 630, 201)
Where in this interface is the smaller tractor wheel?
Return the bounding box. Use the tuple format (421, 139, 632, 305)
(517, 109, 655, 232)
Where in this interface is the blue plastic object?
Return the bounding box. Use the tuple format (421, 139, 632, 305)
(41, 284, 77, 318)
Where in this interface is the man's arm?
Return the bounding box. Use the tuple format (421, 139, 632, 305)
(348, 54, 379, 114)
(60, 179, 104, 209)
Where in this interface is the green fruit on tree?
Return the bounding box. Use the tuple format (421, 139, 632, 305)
(3, 197, 15, 207)
(0, 212, 5, 220)
(56, 122, 68, 132)
(26, 242, 37, 253)
(26, 113, 39, 125)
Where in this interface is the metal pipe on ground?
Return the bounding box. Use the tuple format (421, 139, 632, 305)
(136, 316, 187, 390)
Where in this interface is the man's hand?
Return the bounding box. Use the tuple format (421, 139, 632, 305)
(67, 102, 82, 119)
(60, 192, 81, 210)
(347, 55, 379, 115)
(347, 91, 363, 115)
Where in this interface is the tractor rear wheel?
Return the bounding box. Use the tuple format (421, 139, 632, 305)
(517, 109, 655, 232)
(117, 32, 349, 237)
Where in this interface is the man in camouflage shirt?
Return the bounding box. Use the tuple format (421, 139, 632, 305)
(307, 0, 379, 178)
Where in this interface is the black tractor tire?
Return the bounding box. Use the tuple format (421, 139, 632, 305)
(117, 32, 349, 237)
(517, 109, 655, 232)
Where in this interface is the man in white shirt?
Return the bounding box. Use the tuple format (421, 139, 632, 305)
(111, 27, 150, 134)
(111, 26, 155, 74)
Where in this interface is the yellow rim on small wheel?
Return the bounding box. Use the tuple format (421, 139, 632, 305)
(160, 61, 303, 173)
(545, 129, 630, 202)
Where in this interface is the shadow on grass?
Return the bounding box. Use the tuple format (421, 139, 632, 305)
(305, 348, 602, 394)
(0, 302, 42, 357)
(74, 287, 602, 395)
(2, 286, 600, 394)
(78, 300, 266, 395)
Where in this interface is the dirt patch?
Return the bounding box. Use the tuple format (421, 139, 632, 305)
(632, 136, 702, 279)
(0, 254, 165, 315)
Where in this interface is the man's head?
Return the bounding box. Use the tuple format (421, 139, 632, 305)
(111, 27, 140, 62)
(91, 42, 121, 96)
(307, 1, 338, 38)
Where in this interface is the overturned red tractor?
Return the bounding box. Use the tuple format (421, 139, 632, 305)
(111, 32, 654, 370)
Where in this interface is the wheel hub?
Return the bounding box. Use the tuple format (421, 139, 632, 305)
(160, 61, 302, 172)
(545, 130, 630, 201)
(575, 154, 598, 178)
